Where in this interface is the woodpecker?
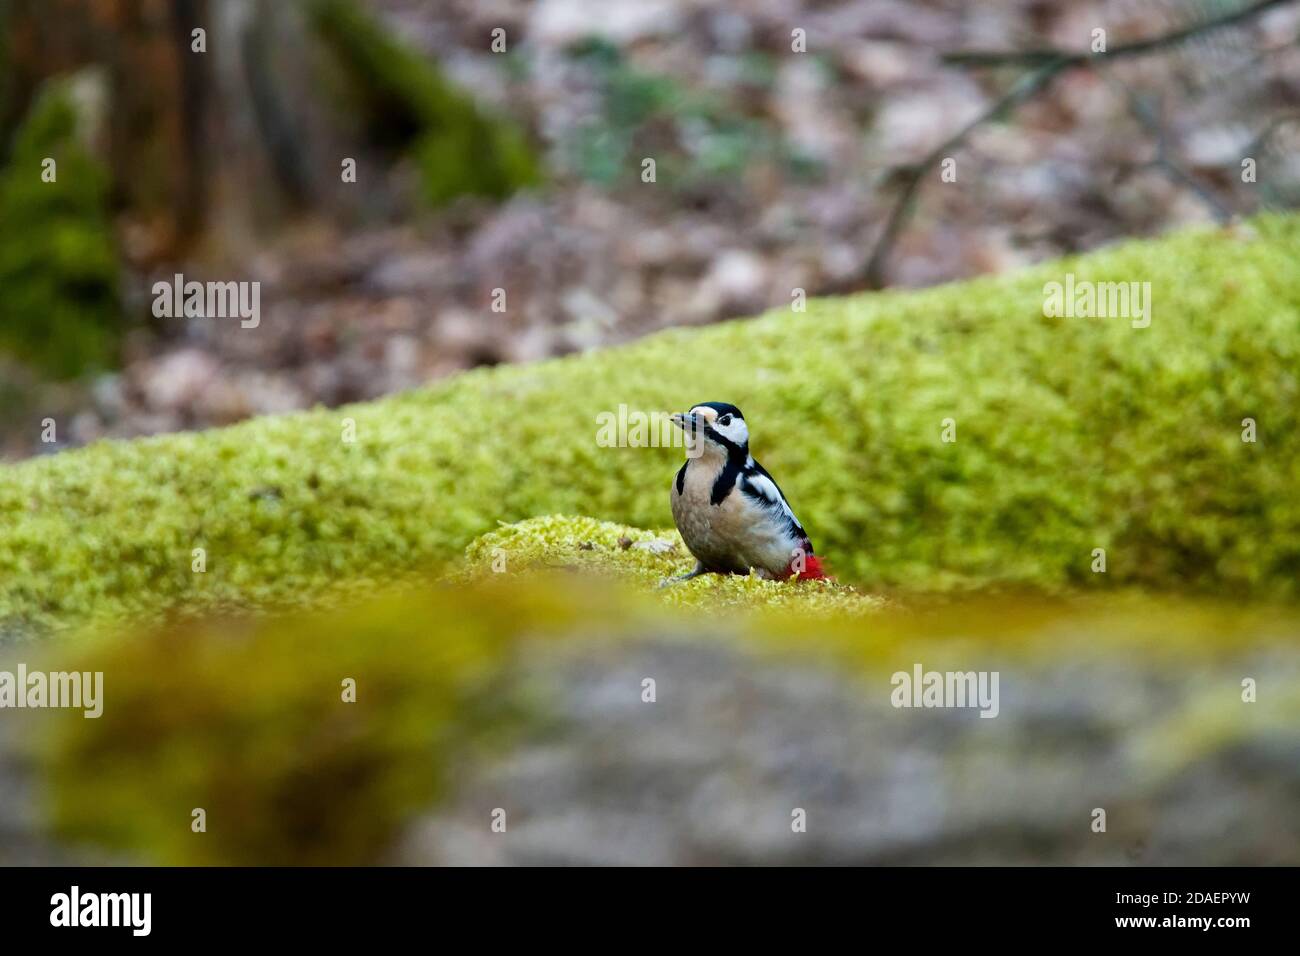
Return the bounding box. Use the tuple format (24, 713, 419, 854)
(666, 402, 826, 584)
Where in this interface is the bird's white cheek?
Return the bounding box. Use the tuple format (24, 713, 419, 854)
(719, 423, 748, 445)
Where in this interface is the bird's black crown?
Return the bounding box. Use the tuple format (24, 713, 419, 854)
(692, 401, 743, 419)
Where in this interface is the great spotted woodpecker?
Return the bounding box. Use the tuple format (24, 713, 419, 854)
(666, 402, 826, 584)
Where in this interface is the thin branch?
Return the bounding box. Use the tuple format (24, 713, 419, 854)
(863, 59, 1069, 287)
(1120, 84, 1234, 223)
(862, 0, 1294, 287)
(1245, 111, 1300, 157)
(943, 0, 1291, 68)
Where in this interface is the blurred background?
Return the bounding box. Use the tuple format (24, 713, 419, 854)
(3, 0, 1300, 459)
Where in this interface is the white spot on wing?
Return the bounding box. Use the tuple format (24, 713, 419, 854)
(743, 471, 795, 520)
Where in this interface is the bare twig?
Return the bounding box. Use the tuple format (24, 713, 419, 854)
(863, 59, 1070, 287)
(863, 0, 1294, 287)
(1100, 72, 1234, 223)
(943, 0, 1291, 68)
(1245, 111, 1300, 157)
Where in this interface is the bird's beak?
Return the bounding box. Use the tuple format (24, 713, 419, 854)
(671, 412, 698, 431)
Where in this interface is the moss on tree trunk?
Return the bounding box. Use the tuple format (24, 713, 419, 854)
(0, 78, 120, 378)
(307, 0, 541, 207)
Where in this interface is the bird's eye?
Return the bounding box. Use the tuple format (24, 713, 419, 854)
(719, 415, 731, 426)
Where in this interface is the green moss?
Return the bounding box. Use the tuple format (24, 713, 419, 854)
(3, 218, 1300, 638)
(34, 580, 1300, 863)
(308, 0, 541, 206)
(38, 585, 568, 864)
(0, 78, 121, 377)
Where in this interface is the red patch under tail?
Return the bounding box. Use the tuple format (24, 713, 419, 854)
(787, 554, 829, 581)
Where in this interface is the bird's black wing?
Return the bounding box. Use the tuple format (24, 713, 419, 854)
(739, 457, 811, 547)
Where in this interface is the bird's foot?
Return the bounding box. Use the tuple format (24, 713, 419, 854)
(657, 563, 708, 589)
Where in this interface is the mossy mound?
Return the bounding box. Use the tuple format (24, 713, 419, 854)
(3, 218, 1300, 638)
(462, 515, 884, 615)
(0, 77, 120, 378)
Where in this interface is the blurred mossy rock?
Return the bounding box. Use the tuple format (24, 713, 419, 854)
(396, 616, 1300, 865)
(32, 582, 594, 865)
(20, 583, 1300, 864)
(0, 72, 121, 378)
